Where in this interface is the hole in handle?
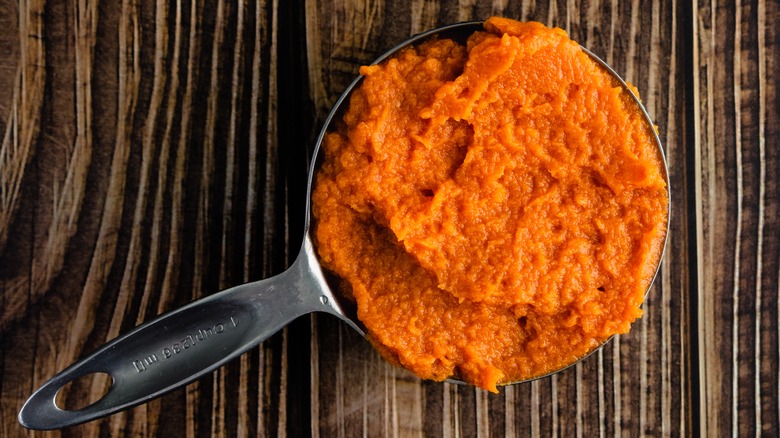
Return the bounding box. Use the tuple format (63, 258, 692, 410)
(54, 372, 113, 411)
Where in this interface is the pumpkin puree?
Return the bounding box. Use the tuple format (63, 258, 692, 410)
(312, 17, 668, 392)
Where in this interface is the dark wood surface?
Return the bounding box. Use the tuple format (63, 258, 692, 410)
(0, 0, 776, 436)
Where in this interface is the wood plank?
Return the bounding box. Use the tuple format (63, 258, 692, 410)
(306, 1, 692, 437)
(695, 0, 780, 435)
(0, 0, 288, 436)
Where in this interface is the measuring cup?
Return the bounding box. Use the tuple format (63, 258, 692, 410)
(18, 21, 669, 430)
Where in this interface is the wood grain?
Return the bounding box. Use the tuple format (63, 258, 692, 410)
(0, 0, 775, 436)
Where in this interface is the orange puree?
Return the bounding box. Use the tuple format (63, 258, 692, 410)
(312, 17, 668, 392)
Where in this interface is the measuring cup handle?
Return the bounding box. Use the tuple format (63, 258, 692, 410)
(18, 251, 333, 430)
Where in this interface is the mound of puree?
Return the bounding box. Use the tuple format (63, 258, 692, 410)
(312, 17, 668, 392)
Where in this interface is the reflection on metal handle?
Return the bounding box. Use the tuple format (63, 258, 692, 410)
(18, 244, 342, 430)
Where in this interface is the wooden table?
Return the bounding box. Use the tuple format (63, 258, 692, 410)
(1, 1, 777, 436)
